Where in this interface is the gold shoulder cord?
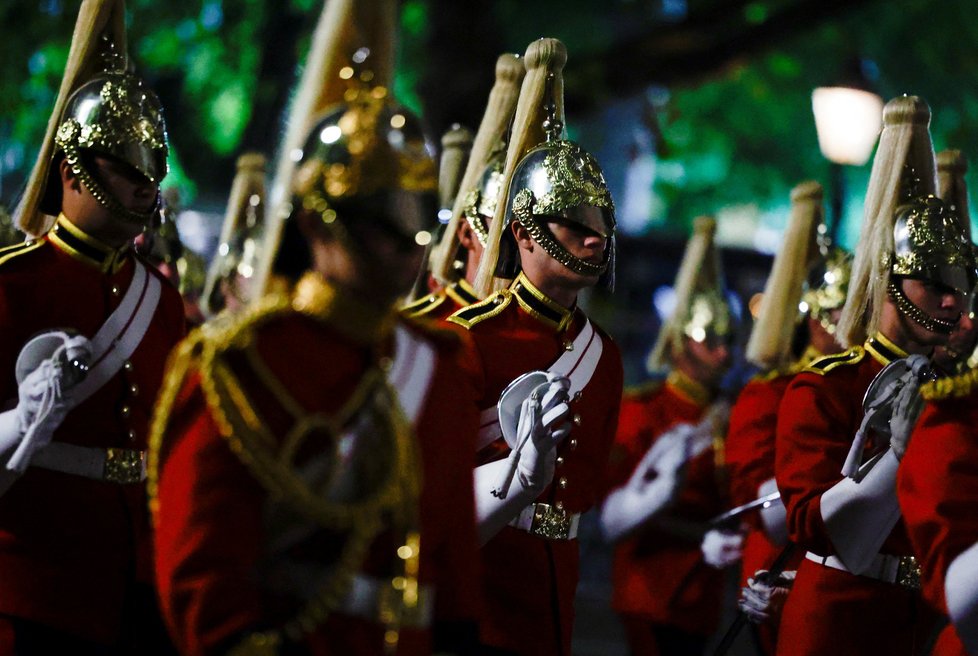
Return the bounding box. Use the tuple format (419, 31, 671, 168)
(148, 294, 424, 654)
(922, 367, 978, 401)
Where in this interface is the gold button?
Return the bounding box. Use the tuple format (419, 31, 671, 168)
(121, 405, 131, 418)
(493, 295, 504, 305)
(555, 500, 564, 511)
(556, 456, 565, 467)
(573, 413, 582, 426)
(573, 391, 584, 402)
(130, 383, 139, 397)
(563, 340, 574, 352)
(379, 356, 393, 372)
(569, 438, 578, 451)
(558, 477, 568, 489)
(123, 360, 133, 372)
(128, 429, 137, 442)
(111, 285, 120, 296)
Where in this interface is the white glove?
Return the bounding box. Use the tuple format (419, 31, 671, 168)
(888, 370, 925, 460)
(739, 569, 796, 624)
(491, 374, 571, 499)
(600, 423, 693, 542)
(1, 332, 92, 473)
(701, 529, 744, 569)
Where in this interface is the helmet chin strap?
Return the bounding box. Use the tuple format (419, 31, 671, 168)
(64, 145, 159, 228)
(521, 217, 610, 277)
(887, 280, 958, 335)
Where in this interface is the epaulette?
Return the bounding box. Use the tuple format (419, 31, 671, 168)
(921, 367, 978, 401)
(147, 293, 293, 520)
(803, 345, 865, 376)
(400, 313, 463, 349)
(447, 290, 512, 329)
(0, 239, 44, 268)
(401, 290, 447, 319)
(623, 378, 666, 401)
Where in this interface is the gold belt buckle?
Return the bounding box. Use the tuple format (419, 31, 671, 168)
(529, 503, 572, 540)
(896, 555, 921, 590)
(103, 448, 144, 484)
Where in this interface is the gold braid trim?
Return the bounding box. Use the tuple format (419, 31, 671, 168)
(922, 367, 978, 400)
(148, 291, 424, 651)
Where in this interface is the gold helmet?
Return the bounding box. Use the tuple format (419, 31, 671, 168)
(202, 153, 267, 317)
(937, 149, 970, 233)
(648, 216, 733, 372)
(802, 247, 852, 335)
(429, 53, 525, 285)
(290, 87, 438, 249)
(17, 0, 167, 236)
(837, 96, 977, 346)
(746, 181, 824, 370)
(474, 39, 616, 295)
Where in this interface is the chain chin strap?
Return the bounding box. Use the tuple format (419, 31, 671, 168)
(520, 213, 609, 277)
(887, 280, 957, 335)
(63, 145, 159, 227)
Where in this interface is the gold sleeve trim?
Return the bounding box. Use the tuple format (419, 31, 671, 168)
(922, 367, 978, 400)
(803, 345, 865, 376)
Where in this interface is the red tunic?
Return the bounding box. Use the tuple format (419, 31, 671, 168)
(605, 372, 727, 637)
(449, 273, 623, 656)
(401, 279, 480, 322)
(774, 335, 938, 656)
(151, 279, 481, 656)
(0, 215, 185, 644)
(898, 384, 978, 656)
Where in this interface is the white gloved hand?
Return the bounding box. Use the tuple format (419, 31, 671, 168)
(739, 569, 796, 624)
(2, 333, 92, 472)
(492, 374, 571, 498)
(889, 369, 926, 460)
(701, 528, 744, 569)
(600, 423, 697, 542)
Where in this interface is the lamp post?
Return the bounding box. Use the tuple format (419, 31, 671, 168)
(811, 61, 884, 244)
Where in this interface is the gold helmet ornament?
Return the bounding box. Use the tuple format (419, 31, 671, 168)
(16, 0, 167, 237)
(746, 181, 824, 370)
(837, 96, 977, 346)
(648, 216, 733, 372)
(430, 52, 525, 285)
(474, 38, 616, 296)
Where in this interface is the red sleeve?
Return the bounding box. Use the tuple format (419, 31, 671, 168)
(153, 376, 267, 656)
(726, 377, 790, 521)
(898, 396, 978, 614)
(774, 370, 860, 555)
(603, 394, 651, 497)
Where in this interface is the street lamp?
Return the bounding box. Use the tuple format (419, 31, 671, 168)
(811, 60, 884, 243)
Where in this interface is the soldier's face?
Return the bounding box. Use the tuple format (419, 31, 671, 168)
(900, 277, 966, 345)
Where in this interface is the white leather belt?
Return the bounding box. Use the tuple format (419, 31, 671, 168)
(805, 551, 921, 589)
(338, 574, 433, 629)
(30, 442, 146, 484)
(509, 503, 580, 540)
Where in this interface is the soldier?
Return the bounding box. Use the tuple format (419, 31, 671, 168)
(404, 53, 524, 321)
(774, 96, 976, 656)
(600, 216, 735, 656)
(149, 2, 481, 654)
(0, 0, 184, 652)
(446, 37, 622, 655)
(724, 182, 849, 651)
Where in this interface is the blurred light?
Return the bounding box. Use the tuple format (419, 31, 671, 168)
(390, 114, 406, 129)
(339, 66, 354, 80)
(289, 148, 303, 162)
(691, 326, 707, 342)
(437, 208, 453, 223)
(653, 285, 677, 320)
(415, 230, 432, 246)
(352, 48, 370, 64)
(320, 125, 342, 144)
(200, 2, 223, 31)
(749, 292, 765, 318)
(812, 87, 883, 165)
